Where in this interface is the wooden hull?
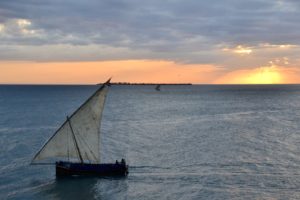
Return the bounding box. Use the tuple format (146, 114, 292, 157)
(56, 161, 128, 177)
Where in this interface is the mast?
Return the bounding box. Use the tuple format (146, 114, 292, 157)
(67, 116, 83, 163)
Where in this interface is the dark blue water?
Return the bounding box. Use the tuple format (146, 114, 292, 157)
(1, 85, 300, 199)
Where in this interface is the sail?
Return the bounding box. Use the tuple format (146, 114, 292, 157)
(155, 85, 161, 91)
(32, 84, 109, 164)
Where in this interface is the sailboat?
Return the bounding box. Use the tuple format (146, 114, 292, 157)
(155, 84, 161, 91)
(31, 78, 128, 176)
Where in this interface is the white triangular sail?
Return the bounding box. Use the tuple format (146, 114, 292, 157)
(32, 83, 109, 164)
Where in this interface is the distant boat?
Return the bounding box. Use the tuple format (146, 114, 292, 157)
(31, 78, 128, 176)
(155, 85, 161, 91)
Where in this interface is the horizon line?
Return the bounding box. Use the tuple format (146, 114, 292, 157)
(1, 83, 300, 86)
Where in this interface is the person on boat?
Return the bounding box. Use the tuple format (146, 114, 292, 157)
(121, 158, 125, 165)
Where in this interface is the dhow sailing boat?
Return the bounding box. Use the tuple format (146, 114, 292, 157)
(155, 84, 161, 91)
(31, 79, 128, 176)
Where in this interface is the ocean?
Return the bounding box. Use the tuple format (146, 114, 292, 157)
(1, 84, 300, 199)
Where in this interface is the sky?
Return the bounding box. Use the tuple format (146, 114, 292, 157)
(0, 0, 300, 84)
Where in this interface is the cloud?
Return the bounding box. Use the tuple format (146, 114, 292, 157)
(0, 0, 300, 69)
(0, 60, 221, 84)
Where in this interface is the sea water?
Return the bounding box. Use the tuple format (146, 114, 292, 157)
(1, 85, 300, 199)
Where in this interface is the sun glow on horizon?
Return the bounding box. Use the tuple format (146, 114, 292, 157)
(0, 60, 299, 85)
(214, 65, 300, 84)
(243, 66, 282, 84)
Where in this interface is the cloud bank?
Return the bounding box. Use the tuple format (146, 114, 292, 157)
(0, 0, 300, 69)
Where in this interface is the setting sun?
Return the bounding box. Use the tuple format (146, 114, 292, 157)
(213, 65, 300, 84)
(244, 66, 282, 84)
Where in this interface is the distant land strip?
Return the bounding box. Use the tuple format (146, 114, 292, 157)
(99, 82, 192, 85)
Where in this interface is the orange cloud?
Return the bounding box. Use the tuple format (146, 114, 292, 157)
(1, 60, 299, 84)
(0, 60, 220, 84)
